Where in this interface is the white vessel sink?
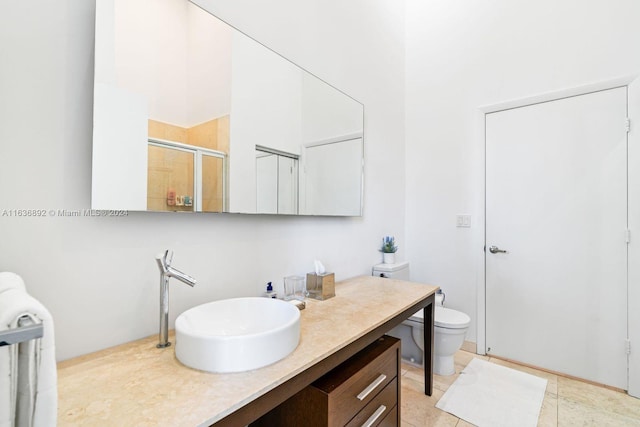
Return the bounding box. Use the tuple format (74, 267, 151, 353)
(175, 297, 301, 373)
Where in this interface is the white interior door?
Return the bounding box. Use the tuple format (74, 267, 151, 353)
(277, 156, 298, 215)
(486, 87, 628, 389)
(256, 153, 278, 214)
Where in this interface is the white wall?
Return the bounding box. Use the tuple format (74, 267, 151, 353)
(231, 32, 302, 155)
(187, 3, 232, 125)
(115, 0, 189, 126)
(228, 32, 303, 212)
(301, 73, 363, 144)
(405, 0, 640, 345)
(92, 83, 148, 210)
(112, 0, 233, 128)
(0, 0, 405, 361)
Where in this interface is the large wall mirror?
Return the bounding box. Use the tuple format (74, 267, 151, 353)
(92, 0, 364, 216)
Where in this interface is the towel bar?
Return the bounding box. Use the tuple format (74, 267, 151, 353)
(0, 323, 43, 347)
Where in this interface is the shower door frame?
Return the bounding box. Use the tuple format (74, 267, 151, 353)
(148, 137, 227, 212)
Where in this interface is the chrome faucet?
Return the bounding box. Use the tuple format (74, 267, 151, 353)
(155, 250, 196, 348)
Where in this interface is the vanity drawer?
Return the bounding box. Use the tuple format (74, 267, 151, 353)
(250, 335, 400, 427)
(377, 405, 398, 427)
(344, 378, 398, 427)
(312, 335, 399, 426)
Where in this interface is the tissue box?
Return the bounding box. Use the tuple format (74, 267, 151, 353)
(306, 272, 335, 300)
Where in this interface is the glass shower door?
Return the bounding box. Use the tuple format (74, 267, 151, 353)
(147, 144, 195, 212)
(201, 153, 225, 213)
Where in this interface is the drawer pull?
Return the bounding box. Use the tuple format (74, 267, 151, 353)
(361, 404, 387, 427)
(356, 374, 387, 401)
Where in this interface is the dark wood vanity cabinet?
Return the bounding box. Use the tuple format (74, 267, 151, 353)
(252, 335, 400, 427)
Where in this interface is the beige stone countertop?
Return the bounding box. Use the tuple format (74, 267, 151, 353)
(57, 275, 438, 426)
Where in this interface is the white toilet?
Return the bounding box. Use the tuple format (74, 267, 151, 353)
(372, 262, 471, 376)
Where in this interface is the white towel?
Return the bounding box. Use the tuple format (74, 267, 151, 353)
(0, 273, 57, 427)
(0, 272, 26, 295)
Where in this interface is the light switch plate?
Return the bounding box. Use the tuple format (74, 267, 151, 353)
(456, 214, 471, 228)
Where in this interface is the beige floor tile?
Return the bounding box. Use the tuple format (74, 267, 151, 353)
(488, 357, 559, 396)
(402, 351, 492, 393)
(394, 349, 640, 426)
(432, 372, 459, 393)
(454, 350, 489, 366)
(557, 376, 640, 421)
(433, 351, 490, 392)
(538, 392, 558, 427)
(557, 396, 640, 426)
(402, 360, 423, 369)
(403, 363, 461, 393)
(400, 376, 459, 427)
(402, 374, 436, 396)
(403, 363, 425, 382)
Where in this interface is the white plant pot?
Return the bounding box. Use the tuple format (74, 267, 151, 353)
(383, 252, 396, 264)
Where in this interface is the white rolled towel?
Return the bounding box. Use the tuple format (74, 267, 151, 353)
(0, 272, 26, 295)
(0, 272, 57, 427)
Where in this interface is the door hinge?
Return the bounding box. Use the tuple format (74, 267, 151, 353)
(626, 118, 631, 133)
(626, 339, 631, 355)
(626, 229, 631, 244)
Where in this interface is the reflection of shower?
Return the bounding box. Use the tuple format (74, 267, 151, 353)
(255, 146, 299, 215)
(147, 138, 227, 212)
(301, 135, 363, 216)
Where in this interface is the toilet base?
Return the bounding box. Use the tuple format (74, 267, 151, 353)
(434, 354, 455, 376)
(387, 324, 423, 365)
(389, 316, 468, 377)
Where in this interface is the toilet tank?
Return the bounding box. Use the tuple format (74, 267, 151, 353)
(372, 261, 410, 280)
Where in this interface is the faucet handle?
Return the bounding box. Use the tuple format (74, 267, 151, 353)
(155, 249, 174, 273)
(164, 250, 174, 267)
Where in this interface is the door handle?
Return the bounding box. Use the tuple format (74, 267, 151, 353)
(489, 245, 508, 254)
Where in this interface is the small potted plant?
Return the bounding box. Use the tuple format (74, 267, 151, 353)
(380, 236, 398, 264)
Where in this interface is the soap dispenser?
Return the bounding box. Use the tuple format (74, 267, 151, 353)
(263, 282, 277, 298)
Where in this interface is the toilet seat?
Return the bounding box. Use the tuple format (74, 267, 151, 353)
(409, 306, 470, 329)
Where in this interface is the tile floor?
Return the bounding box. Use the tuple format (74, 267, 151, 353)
(400, 350, 640, 426)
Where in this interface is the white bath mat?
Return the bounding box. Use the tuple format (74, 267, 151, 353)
(435, 358, 547, 427)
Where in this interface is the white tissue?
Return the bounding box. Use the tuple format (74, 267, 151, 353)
(314, 260, 326, 275)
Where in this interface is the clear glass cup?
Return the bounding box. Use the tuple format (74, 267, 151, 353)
(284, 275, 306, 301)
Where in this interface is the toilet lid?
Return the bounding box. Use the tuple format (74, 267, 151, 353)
(410, 306, 470, 329)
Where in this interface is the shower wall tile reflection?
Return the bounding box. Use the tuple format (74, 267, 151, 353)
(147, 145, 195, 212)
(147, 118, 228, 212)
(202, 155, 224, 212)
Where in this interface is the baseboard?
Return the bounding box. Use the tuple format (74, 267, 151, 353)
(488, 353, 626, 394)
